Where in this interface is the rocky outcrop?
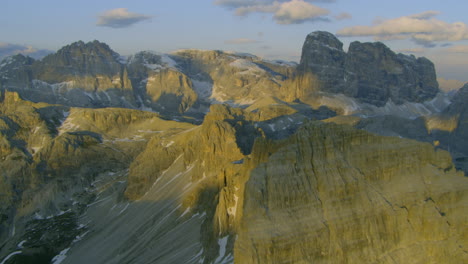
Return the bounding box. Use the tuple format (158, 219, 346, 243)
(171, 50, 295, 105)
(34, 40, 124, 83)
(298, 31, 439, 106)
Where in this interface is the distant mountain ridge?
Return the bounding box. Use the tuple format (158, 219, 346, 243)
(0, 33, 454, 118)
(0, 32, 467, 264)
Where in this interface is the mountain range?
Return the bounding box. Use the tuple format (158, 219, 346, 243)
(0, 31, 466, 263)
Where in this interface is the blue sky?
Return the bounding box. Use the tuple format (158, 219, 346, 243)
(1, 0, 468, 82)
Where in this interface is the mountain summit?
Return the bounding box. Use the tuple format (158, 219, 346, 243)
(298, 31, 439, 106)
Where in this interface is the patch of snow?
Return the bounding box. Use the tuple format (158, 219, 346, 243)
(110, 137, 146, 143)
(144, 63, 163, 71)
(72, 230, 90, 243)
(83, 91, 95, 100)
(118, 203, 130, 215)
(51, 80, 75, 90)
(34, 212, 44, 220)
(137, 130, 162, 133)
(214, 236, 229, 264)
(265, 59, 298, 67)
(422, 92, 452, 112)
(225, 51, 257, 59)
(192, 80, 213, 99)
(51, 247, 69, 264)
(268, 124, 276, 131)
(118, 55, 128, 64)
(229, 59, 264, 73)
(0, 251, 22, 264)
(161, 54, 178, 69)
(43, 209, 71, 220)
(62, 110, 70, 119)
(86, 195, 112, 207)
(17, 240, 27, 249)
(99, 91, 112, 102)
(179, 207, 191, 218)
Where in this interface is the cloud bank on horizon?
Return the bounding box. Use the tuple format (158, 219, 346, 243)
(225, 38, 261, 44)
(214, 0, 332, 24)
(97, 8, 151, 28)
(0, 43, 52, 60)
(337, 11, 468, 48)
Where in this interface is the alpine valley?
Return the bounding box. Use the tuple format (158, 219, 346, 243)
(0, 31, 466, 264)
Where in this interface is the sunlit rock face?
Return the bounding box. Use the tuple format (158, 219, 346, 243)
(298, 31, 439, 106)
(0, 92, 467, 263)
(235, 122, 466, 263)
(169, 49, 296, 105)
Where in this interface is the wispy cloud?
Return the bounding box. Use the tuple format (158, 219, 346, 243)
(0, 43, 52, 60)
(97, 8, 151, 28)
(446, 45, 468, 53)
(337, 11, 468, 47)
(397, 48, 425, 54)
(225, 38, 261, 44)
(334, 12, 352, 21)
(214, 0, 330, 25)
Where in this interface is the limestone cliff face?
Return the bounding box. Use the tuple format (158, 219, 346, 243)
(235, 122, 466, 263)
(122, 104, 467, 263)
(298, 31, 439, 106)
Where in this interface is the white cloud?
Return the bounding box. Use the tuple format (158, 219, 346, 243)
(337, 11, 468, 47)
(97, 8, 151, 28)
(225, 38, 261, 44)
(214, 0, 330, 24)
(274, 0, 329, 24)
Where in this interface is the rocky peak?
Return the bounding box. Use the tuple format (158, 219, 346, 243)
(298, 31, 346, 94)
(0, 54, 35, 70)
(299, 31, 345, 70)
(298, 31, 439, 106)
(37, 40, 123, 79)
(305, 31, 344, 50)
